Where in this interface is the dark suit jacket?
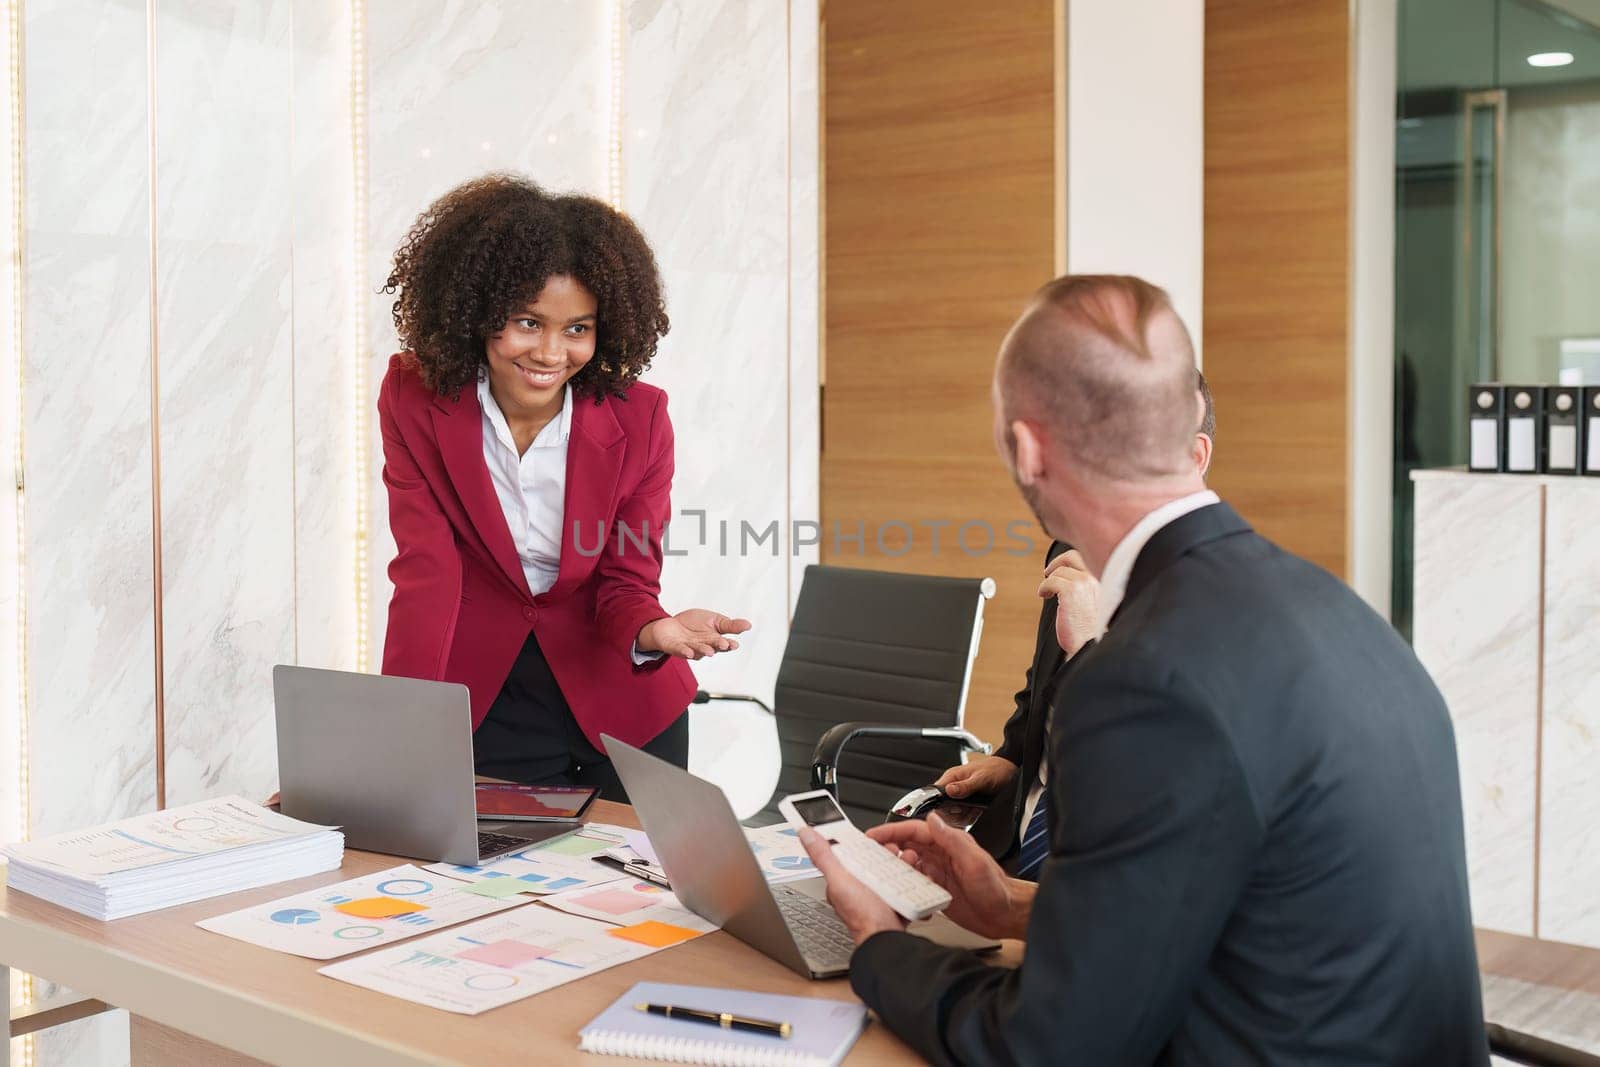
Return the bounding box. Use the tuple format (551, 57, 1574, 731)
(852, 503, 1487, 1066)
(979, 540, 1075, 862)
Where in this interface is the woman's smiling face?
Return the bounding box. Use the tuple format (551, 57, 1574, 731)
(484, 273, 599, 417)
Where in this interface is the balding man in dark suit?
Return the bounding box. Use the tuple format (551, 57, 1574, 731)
(938, 372, 1218, 877)
(802, 275, 1486, 1065)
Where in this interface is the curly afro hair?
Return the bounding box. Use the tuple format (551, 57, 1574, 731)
(384, 174, 670, 401)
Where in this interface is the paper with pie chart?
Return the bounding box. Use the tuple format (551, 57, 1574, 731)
(195, 865, 532, 960)
(318, 906, 657, 1015)
(743, 823, 820, 884)
(539, 878, 716, 933)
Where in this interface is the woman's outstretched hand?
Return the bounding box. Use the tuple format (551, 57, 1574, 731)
(637, 609, 752, 660)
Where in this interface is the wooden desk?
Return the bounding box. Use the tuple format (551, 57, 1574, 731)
(0, 801, 998, 1065)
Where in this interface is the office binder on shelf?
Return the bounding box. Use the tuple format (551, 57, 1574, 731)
(1505, 386, 1540, 473)
(1585, 386, 1600, 475)
(1543, 385, 1581, 475)
(1468, 384, 1505, 472)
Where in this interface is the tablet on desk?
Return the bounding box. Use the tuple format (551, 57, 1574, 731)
(474, 783, 599, 822)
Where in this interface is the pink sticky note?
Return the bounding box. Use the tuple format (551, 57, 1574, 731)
(455, 940, 552, 968)
(574, 888, 657, 916)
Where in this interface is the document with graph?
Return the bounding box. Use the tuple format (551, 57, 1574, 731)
(318, 906, 678, 1014)
(425, 822, 631, 895)
(539, 877, 716, 932)
(744, 822, 822, 884)
(196, 864, 532, 959)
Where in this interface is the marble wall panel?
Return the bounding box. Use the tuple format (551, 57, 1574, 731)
(1412, 472, 1542, 936)
(1538, 480, 1600, 948)
(624, 0, 789, 815)
(154, 0, 297, 809)
(23, 1, 154, 1059)
(0, 0, 21, 854)
(362, 0, 609, 662)
(22, 0, 157, 851)
(291, 0, 357, 677)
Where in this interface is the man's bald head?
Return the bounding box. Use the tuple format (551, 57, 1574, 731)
(997, 275, 1198, 483)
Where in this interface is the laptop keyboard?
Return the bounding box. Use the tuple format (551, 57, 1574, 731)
(477, 830, 536, 860)
(774, 885, 856, 970)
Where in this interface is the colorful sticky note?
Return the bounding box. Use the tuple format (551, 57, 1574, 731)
(573, 887, 656, 916)
(608, 920, 702, 948)
(462, 878, 532, 900)
(456, 939, 552, 967)
(333, 896, 428, 919)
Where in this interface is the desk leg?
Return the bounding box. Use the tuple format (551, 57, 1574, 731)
(2, 963, 10, 1067)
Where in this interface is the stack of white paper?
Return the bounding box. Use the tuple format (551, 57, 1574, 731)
(2, 795, 344, 920)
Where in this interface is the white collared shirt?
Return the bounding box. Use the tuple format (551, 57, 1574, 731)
(477, 376, 660, 666)
(1093, 489, 1220, 634)
(1018, 489, 1221, 847)
(477, 374, 572, 598)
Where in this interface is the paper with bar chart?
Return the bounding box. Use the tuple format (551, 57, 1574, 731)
(317, 906, 658, 1014)
(425, 823, 630, 895)
(196, 865, 532, 960)
(539, 877, 716, 933)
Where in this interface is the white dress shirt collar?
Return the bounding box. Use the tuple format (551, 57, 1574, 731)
(1094, 490, 1220, 634)
(477, 373, 573, 453)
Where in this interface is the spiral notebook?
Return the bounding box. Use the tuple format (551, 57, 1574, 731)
(578, 982, 868, 1067)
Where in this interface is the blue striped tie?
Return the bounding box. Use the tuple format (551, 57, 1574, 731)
(1014, 791, 1050, 880)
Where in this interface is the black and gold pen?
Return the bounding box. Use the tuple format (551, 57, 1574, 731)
(635, 1002, 792, 1039)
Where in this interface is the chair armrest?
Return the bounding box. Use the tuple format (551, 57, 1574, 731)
(691, 689, 774, 716)
(810, 722, 992, 792)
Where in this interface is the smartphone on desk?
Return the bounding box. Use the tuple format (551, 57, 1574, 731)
(474, 783, 599, 822)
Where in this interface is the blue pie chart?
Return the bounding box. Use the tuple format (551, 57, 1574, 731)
(771, 856, 814, 871)
(270, 908, 321, 926)
(377, 878, 433, 896)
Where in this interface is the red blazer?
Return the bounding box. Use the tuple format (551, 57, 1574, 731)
(377, 354, 695, 750)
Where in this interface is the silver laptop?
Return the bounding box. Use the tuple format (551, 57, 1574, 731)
(273, 665, 568, 866)
(605, 734, 999, 980)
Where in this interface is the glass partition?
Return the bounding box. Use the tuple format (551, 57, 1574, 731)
(1393, 0, 1600, 636)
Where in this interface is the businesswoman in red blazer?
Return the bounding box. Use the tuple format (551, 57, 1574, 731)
(378, 174, 750, 800)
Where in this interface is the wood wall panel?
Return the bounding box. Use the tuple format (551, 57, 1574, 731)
(822, 0, 1057, 747)
(1204, 0, 1351, 576)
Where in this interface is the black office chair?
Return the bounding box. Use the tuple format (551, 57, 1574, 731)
(696, 564, 994, 829)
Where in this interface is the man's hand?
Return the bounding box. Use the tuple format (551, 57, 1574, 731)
(797, 828, 906, 945)
(636, 609, 752, 661)
(867, 815, 1033, 941)
(1040, 548, 1099, 658)
(933, 754, 1017, 799)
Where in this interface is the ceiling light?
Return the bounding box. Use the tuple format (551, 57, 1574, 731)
(1528, 52, 1575, 68)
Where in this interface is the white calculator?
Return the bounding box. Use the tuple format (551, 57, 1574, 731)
(779, 789, 953, 922)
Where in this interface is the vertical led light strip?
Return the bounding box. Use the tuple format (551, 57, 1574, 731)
(5, 0, 33, 1060)
(607, 0, 623, 209)
(146, 0, 166, 812)
(351, 0, 369, 672)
